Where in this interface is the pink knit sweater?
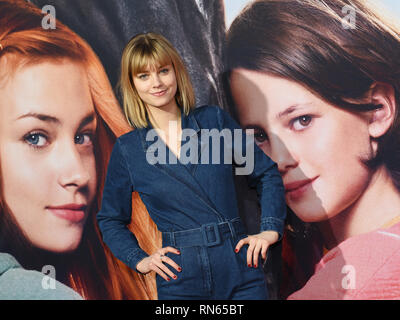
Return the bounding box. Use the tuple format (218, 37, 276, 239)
(288, 221, 400, 300)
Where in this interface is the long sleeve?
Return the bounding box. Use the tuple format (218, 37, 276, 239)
(217, 106, 286, 239)
(97, 139, 148, 272)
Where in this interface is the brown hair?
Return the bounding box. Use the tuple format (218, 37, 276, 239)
(227, 0, 400, 187)
(226, 0, 400, 297)
(119, 32, 195, 128)
(0, 0, 159, 299)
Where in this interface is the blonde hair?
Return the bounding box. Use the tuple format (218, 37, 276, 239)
(119, 32, 195, 128)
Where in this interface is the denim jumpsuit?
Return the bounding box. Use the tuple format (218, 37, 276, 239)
(97, 105, 286, 300)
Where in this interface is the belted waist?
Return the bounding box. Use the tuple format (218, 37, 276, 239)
(161, 218, 246, 248)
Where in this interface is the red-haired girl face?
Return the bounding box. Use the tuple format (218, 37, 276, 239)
(0, 60, 97, 252)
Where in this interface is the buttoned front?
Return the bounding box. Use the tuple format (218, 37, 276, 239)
(97, 105, 286, 298)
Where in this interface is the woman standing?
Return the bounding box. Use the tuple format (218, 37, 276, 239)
(97, 32, 286, 300)
(227, 0, 400, 299)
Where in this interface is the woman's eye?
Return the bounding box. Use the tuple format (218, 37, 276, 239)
(138, 74, 148, 80)
(292, 115, 313, 131)
(255, 131, 268, 143)
(160, 68, 169, 74)
(75, 133, 93, 145)
(24, 132, 48, 148)
(247, 128, 268, 144)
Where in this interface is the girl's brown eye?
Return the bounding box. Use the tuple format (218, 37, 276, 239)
(299, 115, 311, 126)
(254, 130, 268, 143)
(292, 115, 313, 131)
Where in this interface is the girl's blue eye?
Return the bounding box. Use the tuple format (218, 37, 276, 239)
(75, 133, 93, 145)
(24, 132, 48, 148)
(160, 68, 169, 74)
(138, 74, 148, 80)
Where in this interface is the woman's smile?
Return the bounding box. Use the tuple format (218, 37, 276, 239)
(46, 203, 88, 223)
(151, 89, 168, 97)
(285, 176, 319, 201)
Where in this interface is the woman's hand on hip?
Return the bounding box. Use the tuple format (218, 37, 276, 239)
(136, 246, 181, 281)
(235, 230, 279, 268)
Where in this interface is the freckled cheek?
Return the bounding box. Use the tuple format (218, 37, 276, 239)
(134, 82, 151, 96)
(171, 82, 178, 96)
(136, 87, 148, 98)
(1, 149, 54, 213)
(169, 75, 177, 88)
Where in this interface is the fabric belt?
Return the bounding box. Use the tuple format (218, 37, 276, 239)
(161, 217, 246, 248)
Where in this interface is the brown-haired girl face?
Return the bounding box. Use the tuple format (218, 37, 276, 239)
(230, 70, 395, 223)
(227, 0, 400, 229)
(0, 59, 97, 252)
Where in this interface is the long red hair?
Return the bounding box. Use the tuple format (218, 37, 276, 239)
(0, 0, 160, 299)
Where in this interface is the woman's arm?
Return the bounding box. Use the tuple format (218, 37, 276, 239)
(96, 139, 149, 273)
(97, 139, 182, 279)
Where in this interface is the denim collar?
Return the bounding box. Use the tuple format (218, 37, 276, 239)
(137, 108, 200, 152)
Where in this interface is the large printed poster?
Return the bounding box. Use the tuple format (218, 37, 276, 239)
(1, 0, 400, 303)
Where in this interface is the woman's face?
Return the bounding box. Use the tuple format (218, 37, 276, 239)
(230, 69, 373, 222)
(0, 60, 97, 252)
(132, 63, 178, 110)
